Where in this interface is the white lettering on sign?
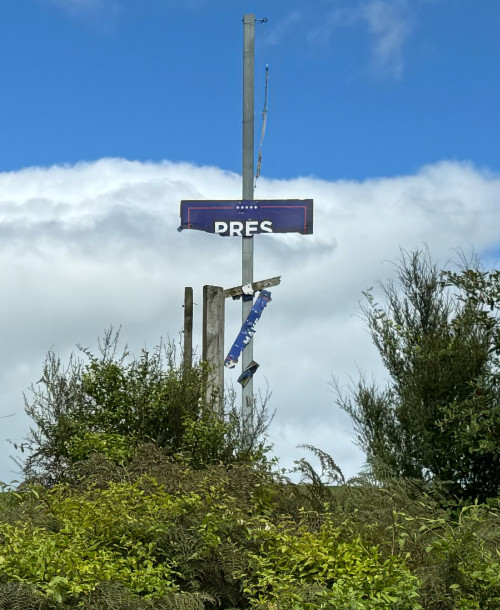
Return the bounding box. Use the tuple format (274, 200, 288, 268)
(214, 221, 228, 234)
(214, 220, 273, 236)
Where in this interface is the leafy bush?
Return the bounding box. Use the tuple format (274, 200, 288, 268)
(0, 480, 199, 602)
(4, 452, 500, 608)
(7, 311, 500, 608)
(19, 330, 271, 484)
(0, 452, 279, 609)
(414, 500, 500, 609)
(335, 249, 500, 501)
(241, 511, 421, 609)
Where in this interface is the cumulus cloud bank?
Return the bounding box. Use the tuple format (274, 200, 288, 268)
(1, 157, 499, 481)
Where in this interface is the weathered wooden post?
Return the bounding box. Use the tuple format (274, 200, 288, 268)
(202, 285, 225, 410)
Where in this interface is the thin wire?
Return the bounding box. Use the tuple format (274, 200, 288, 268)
(255, 64, 269, 188)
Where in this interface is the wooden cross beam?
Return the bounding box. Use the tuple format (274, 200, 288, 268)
(223, 275, 281, 299)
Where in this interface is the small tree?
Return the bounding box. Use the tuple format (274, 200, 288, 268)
(336, 249, 500, 501)
(19, 329, 271, 484)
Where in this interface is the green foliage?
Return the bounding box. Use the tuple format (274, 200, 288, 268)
(66, 431, 135, 464)
(417, 500, 500, 609)
(0, 480, 195, 602)
(19, 330, 271, 484)
(438, 266, 500, 499)
(288, 444, 345, 511)
(3, 448, 500, 608)
(242, 513, 421, 609)
(8, 315, 500, 608)
(0, 452, 280, 609)
(336, 249, 500, 501)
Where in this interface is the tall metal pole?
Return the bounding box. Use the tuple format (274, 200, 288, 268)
(242, 14, 255, 427)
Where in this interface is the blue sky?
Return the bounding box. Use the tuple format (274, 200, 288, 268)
(2, 0, 500, 180)
(2, 0, 500, 483)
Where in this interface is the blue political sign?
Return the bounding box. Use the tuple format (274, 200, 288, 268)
(225, 290, 272, 369)
(178, 199, 313, 236)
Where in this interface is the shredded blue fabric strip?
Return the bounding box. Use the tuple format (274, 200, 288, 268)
(224, 290, 272, 368)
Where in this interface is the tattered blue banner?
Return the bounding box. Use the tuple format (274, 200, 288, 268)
(224, 290, 272, 369)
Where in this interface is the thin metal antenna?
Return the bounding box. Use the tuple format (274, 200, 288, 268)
(255, 64, 269, 188)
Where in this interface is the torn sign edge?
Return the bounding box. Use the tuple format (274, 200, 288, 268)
(237, 360, 260, 386)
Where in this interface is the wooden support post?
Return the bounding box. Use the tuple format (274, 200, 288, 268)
(202, 285, 225, 412)
(183, 287, 193, 374)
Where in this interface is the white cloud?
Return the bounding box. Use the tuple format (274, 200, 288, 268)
(1, 157, 499, 483)
(262, 10, 304, 47)
(272, 0, 414, 79)
(361, 0, 413, 79)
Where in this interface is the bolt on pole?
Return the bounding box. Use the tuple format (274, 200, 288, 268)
(242, 14, 255, 430)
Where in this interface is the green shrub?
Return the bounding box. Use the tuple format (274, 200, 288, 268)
(419, 501, 500, 609)
(66, 431, 135, 464)
(20, 330, 272, 484)
(241, 512, 421, 609)
(4, 459, 500, 608)
(0, 480, 204, 603)
(0, 460, 276, 608)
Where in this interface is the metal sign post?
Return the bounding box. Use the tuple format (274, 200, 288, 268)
(242, 13, 255, 426)
(179, 15, 314, 441)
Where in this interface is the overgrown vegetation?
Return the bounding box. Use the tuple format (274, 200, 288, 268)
(336, 249, 500, 502)
(2, 458, 500, 608)
(18, 330, 271, 485)
(2, 250, 500, 608)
